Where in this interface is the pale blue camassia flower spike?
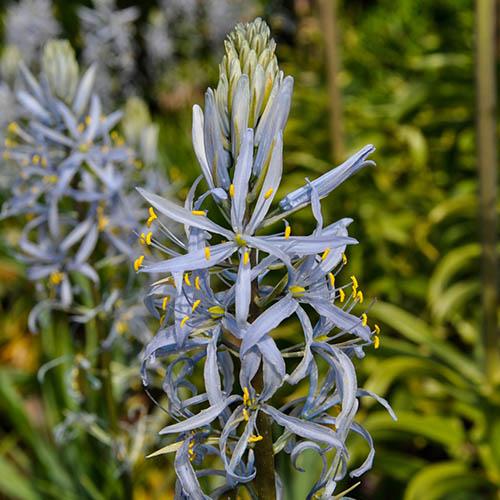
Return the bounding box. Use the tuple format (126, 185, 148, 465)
(78, 0, 139, 103)
(0, 40, 147, 325)
(138, 18, 395, 499)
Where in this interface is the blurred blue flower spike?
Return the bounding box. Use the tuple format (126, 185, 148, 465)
(139, 18, 396, 499)
(1, 40, 153, 328)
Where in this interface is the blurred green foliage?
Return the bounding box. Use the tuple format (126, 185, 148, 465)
(0, 0, 499, 499)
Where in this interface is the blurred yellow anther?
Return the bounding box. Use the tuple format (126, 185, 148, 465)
(192, 299, 201, 312)
(243, 387, 250, 406)
(264, 187, 274, 199)
(145, 232, 153, 245)
(7, 122, 18, 133)
(41, 157, 48, 167)
(229, 184, 235, 197)
(342, 253, 347, 265)
(43, 175, 58, 183)
(338, 288, 345, 303)
(328, 272, 335, 288)
(180, 315, 189, 327)
(374, 324, 380, 335)
(77, 123, 85, 133)
(184, 273, 192, 286)
(85, 115, 91, 125)
(243, 408, 249, 421)
(159, 313, 165, 323)
(139, 232, 146, 244)
(290, 285, 306, 296)
(243, 251, 250, 266)
(32, 154, 40, 165)
(194, 276, 201, 290)
(192, 210, 205, 216)
(235, 233, 247, 246)
(361, 313, 368, 327)
(321, 248, 330, 261)
(356, 290, 364, 303)
(284, 225, 291, 239)
(146, 207, 158, 227)
(248, 435, 263, 443)
(97, 213, 109, 231)
(134, 255, 144, 272)
(116, 321, 127, 334)
(208, 305, 224, 317)
(315, 335, 329, 342)
(374, 335, 380, 349)
(350, 275, 358, 288)
(162, 296, 170, 310)
(204, 247, 211, 260)
(49, 271, 64, 285)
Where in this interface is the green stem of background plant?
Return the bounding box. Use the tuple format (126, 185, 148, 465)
(475, 0, 499, 384)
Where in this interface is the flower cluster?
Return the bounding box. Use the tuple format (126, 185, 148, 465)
(78, 0, 139, 103)
(0, 40, 150, 328)
(138, 18, 395, 498)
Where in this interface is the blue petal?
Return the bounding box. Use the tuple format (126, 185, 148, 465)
(240, 294, 298, 355)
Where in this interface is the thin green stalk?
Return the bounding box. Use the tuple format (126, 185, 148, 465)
(318, 0, 345, 162)
(476, 0, 499, 384)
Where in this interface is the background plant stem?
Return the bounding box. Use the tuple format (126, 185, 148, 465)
(318, 0, 345, 162)
(475, 0, 499, 384)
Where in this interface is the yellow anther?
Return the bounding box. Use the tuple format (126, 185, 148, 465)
(248, 435, 263, 443)
(264, 187, 274, 199)
(289, 285, 306, 296)
(374, 335, 380, 349)
(328, 272, 335, 288)
(180, 315, 190, 328)
(77, 123, 85, 133)
(184, 273, 192, 286)
(204, 247, 211, 260)
(40, 157, 48, 167)
(356, 290, 364, 303)
(361, 313, 368, 327)
(192, 299, 201, 312)
(32, 154, 40, 165)
(243, 251, 250, 266)
(194, 276, 201, 290)
(229, 184, 235, 197)
(338, 288, 345, 303)
(159, 313, 165, 324)
(146, 207, 158, 227)
(78, 142, 90, 153)
(49, 271, 64, 285)
(243, 408, 249, 421)
(139, 232, 146, 244)
(134, 255, 144, 272)
(315, 335, 329, 342)
(350, 276, 358, 289)
(43, 175, 58, 183)
(192, 210, 206, 216)
(243, 387, 250, 406)
(116, 321, 128, 334)
(342, 253, 347, 265)
(85, 115, 91, 125)
(7, 122, 18, 133)
(321, 248, 330, 261)
(97, 213, 109, 231)
(284, 225, 291, 239)
(208, 305, 224, 317)
(145, 231, 153, 245)
(235, 233, 247, 246)
(374, 324, 381, 335)
(161, 296, 170, 310)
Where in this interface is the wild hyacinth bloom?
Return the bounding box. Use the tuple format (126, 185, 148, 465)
(78, 0, 139, 104)
(139, 18, 395, 498)
(0, 40, 147, 325)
